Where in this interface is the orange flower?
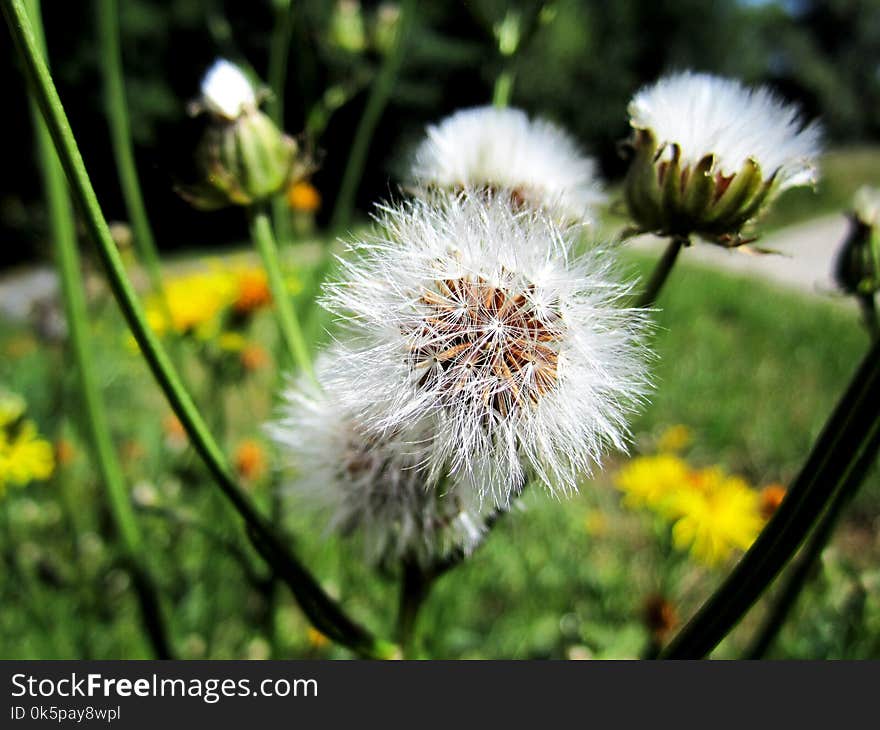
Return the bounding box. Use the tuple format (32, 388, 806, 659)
(642, 594, 678, 640)
(233, 268, 273, 315)
(55, 438, 75, 466)
(240, 344, 270, 372)
(307, 627, 329, 649)
(235, 439, 266, 482)
(286, 181, 321, 213)
(163, 414, 188, 450)
(759, 483, 787, 520)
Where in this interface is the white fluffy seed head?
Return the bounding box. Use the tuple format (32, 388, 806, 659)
(410, 106, 605, 224)
(268, 353, 489, 567)
(628, 71, 822, 190)
(200, 59, 258, 120)
(322, 192, 651, 508)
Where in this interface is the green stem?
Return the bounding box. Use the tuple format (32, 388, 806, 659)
(745, 417, 880, 659)
(395, 560, 432, 658)
(858, 293, 879, 341)
(5, 0, 389, 660)
(267, 0, 295, 244)
(95, 0, 165, 297)
(26, 0, 172, 660)
(329, 0, 414, 232)
(249, 204, 315, 380)
(636, 236, 686, 308)
(661, 337, 880, 658)
(492, 69, 515, 107)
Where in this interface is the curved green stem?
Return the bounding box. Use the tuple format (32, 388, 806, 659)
(661, 337, 880, 658)
(492, 69, 515, 107)
(636, 236, 686, 308)
(745, 418, 880, 659)
(330, 0, 415, 232)
(249, 204, 315, 380)
(26, 0, 172, 659)
(5, 0, 389, 659)
(95, 0, 164, 296)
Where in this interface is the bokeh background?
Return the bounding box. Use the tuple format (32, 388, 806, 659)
(2, 0, 880, 659)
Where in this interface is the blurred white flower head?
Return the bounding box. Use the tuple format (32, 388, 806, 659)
(629, 71, 821, 190)
(410, 106, 605, 224)
(269, 353, 488, 566)
(199, 59, 258, 120)
(322, 192, 650, 507)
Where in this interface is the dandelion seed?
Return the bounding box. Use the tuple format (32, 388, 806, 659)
(624, 71, 822, 245)
(322, 193, 650, 506)
(269, 351, 491, 566)
(410, 106, 604, 223)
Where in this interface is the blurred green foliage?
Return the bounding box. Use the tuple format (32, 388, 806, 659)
(3, 0, 880, 266)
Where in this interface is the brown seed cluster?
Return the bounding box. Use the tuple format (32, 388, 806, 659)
(410, 275, 562, 414)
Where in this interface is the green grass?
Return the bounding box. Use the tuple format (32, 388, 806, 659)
(1, 250, 878, 659)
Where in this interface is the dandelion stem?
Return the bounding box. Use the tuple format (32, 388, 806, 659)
(857, 293, 879, 341)
(745, 418, 880, 658)
(249, 204, 315, 380)
(492, 69, 515, 108)
(25, 0, 173, 660)
(96, 0, 165, 298)
(329, 0, 414, 232)
(636, 236, 686, 308)
(5, 0, 390, 659)
(395, 559, 431, 657)
(661, 337, 880, 658)
(267, 0, 295, 244)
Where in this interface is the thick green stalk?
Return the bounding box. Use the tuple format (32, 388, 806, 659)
(5, 0, 389, 659)
(95, 0, 165, 295)
(249, 204, 315, 380)
(745, 418, 880, 658)
(330, 0, 415, 232)
(26, 0, 172, 659)
(492, 69, 515, 107)
(395, 560, 431, 659)
(267, 0, 295, 243)
(636, 236, 686, 308)
(661, 337, 880, 658)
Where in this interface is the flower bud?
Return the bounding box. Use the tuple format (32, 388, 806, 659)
(624, 72, 821, 247)
(180, 60, 305, 210)
(834, 187, 880, 296)
(624, 128, 774, 246)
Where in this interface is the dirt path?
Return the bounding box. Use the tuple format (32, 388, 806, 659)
(629, 214, 850, 298)
(0, 215, 855, 323)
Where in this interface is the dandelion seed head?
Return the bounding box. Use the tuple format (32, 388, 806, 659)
(628, 71, 821, 190)
(410, 106, 605, 223)
(269, 352, 489, 566)
(322, 192, 651, 507)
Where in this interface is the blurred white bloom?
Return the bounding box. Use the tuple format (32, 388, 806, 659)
(269, 353, 489, 566)
(323, 193, 650, 507)
(853, 186, 880, 227)
(199, 59, 257, 120)
(410, 106, 604, 223)
(629, 71, 821, 190)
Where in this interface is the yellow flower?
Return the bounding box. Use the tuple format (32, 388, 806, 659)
(145, 269, 236, 339)
(613, 453, 691, 511)
(0, 420, 55, 494)
(668, 468, 763, 567)
(657, 424, 692, 453)
(217, 331, 248, 352)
